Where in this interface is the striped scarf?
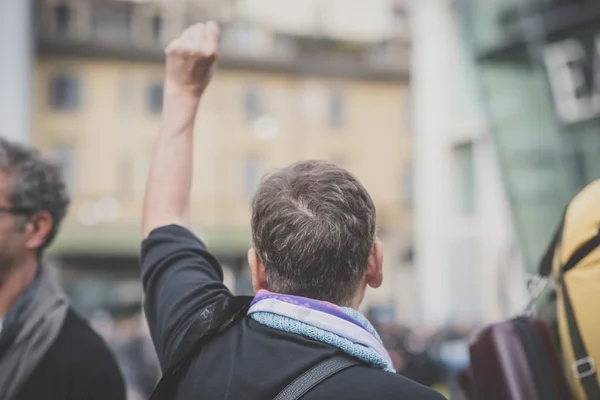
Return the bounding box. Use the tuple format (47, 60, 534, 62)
(248, 290, 395, 373)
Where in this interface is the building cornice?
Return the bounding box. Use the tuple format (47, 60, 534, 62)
(37, 36, 410, 82)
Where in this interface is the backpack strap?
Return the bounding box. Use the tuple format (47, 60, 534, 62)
(557, 226, 600, 400)
(273, 355, 360, 400)
(150, 295, 253, 400)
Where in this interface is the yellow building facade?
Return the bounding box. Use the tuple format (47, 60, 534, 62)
(34, 0, 412, 318)
(35, 58, 410, 248)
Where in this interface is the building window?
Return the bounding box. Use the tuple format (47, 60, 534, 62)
(151, 14, 163, 42)
(54, 4, 72, 34)
(329, 90, 344, 128)
(50, 74, 81, 110)
(455, 142, 476, 214)
(50, 145, 76, 191)
(242, 156, 262, 199)
(92, 3, 132, 42)
(146, 83, 163, 114)
(244, 86, 262, 121)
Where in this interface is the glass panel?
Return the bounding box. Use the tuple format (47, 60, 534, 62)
(459, 0, 524, 51)
(457, 0, 600, 271)
(575, 126, 600, 182)
(476, 61, 576, 268)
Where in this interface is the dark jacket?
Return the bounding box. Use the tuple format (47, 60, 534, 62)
(14, 308, 126, 400)
(141, 225, 445, 399)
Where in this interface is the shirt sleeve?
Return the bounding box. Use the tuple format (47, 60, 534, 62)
(140, 225, 233, 370)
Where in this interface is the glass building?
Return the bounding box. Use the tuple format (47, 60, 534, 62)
(457, 0, 600, 273)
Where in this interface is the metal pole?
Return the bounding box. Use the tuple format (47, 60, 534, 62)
(0, 0, 33, 143)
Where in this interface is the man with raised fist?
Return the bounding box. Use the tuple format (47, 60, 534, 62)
(141, 22, 444, 399)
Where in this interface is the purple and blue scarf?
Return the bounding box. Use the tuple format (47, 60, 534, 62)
(248, 290, 395, 373)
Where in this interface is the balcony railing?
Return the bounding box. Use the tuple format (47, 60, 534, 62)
(36, 0, 410, 80)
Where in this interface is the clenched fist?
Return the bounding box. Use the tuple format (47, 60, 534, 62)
(164, 22, 220, 96)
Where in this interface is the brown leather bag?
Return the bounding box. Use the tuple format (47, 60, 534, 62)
(459, 317, 573, 400)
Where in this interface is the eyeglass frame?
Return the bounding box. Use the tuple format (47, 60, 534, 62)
(0, 206, 37, 215)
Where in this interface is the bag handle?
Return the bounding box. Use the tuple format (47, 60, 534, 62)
(522, 209, 567, 316)
(273, 355, 360, 400)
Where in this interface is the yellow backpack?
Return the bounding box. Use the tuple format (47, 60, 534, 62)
(538, 179, 600, 399)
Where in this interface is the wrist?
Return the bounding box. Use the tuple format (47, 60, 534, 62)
(164, 81, 205, 102)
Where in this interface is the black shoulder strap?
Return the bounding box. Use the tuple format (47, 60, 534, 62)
(560, 234, 600, 275)
(558, 274, 600, 399)
(150, 295, 253, 400)
(557, 226, 600, 400)
(273, 355, 360, 400)
(538, 208, 600, 277)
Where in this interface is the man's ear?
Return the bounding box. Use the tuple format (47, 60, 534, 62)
(248, 248, 269, 293)
(366, 240, 383, 289)
(24, 211, 53, 251)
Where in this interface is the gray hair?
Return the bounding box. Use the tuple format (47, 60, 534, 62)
(0, 137, 70, 251)
(251, 160, 376, 306)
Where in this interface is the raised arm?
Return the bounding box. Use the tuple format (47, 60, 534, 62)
(142, 22, 219, 238)
(140, 23, 232, 370)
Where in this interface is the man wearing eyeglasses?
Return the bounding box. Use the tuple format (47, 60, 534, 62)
(0, 137, 125, 400)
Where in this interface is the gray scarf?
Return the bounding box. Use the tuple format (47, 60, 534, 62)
(0, 266, 69, 400)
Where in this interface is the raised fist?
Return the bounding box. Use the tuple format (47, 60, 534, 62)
(164, 21, 220, 96)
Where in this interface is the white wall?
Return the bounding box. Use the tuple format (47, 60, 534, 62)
(411, 0, 527, 327)
(412, 0, 454, 327)
(0, 0, 32, 143)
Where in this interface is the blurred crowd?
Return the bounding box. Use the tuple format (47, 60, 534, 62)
(375, 322, 472, 396)
(91, 311, 161, 400)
